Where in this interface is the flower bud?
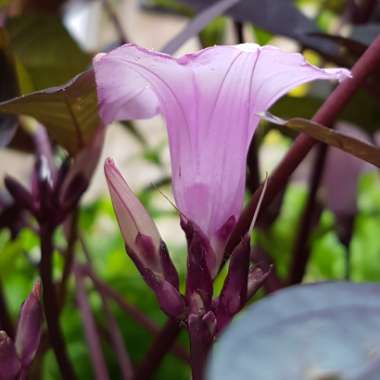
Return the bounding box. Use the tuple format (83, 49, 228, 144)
(0, 331, 20, 380)
(247, 264, 271, 299)
(183, 221, 213, 313)
(15, 282, 43, 367)
(104, 158, 179, 290)
(143, 271, 185, 318)
(4, 176, 35, 214)
(216, 236, 250, 332)
(60, 126, 105, 203)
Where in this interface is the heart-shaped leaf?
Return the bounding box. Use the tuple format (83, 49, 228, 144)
(6, 14, 91, 91)
(207, 282, 380, 380)
(0, 69, 100, 155)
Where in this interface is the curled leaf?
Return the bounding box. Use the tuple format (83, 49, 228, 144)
(260, 112, 380, 168)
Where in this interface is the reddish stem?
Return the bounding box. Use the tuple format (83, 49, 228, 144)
(75, 268, 110, 380)
(100, 294, 133, 380)
(132, 319, 182, 380)
(39, 224, 77, 380)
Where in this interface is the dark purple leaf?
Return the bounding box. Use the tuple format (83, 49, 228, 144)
(182, 220, 213, 313)
(309, 32, 367, 58)
(162, 0, 240, 54)
(208, 282, 380, 380)
(178, 0, 337, 56)
(216, 236, 250, 332)
(351, 24, 380, 46)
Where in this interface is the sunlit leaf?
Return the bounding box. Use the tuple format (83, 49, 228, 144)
(0, 70, 100, 155)
(6, 14, 91, 91)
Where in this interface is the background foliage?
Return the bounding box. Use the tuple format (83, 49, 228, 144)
(1, 0, 380, 379)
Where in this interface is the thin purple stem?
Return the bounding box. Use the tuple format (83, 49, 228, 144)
(74, 267, 110, 380)
(234, 20, 261, 192)
(82, 265, 188, 362)
(188, 316, 213, 380)
(101, 0, 129, 45)
(132, 319, 182, 380)
(39, 224, 77, 380)
(226, 35, 380, 257)
(288, 143, 327, 285)
(59, 210, 79, 307)
(189, 345, 209, 380)
(100, 294, 133, 380)
(233, 21, 244, 44)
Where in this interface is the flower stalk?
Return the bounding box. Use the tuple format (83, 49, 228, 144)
(39, 223, 77, 380)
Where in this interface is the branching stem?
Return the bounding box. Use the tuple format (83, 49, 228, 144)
(39, 224, 77, 380)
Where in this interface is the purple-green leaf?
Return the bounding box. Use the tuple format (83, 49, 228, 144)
(0, 69, 100, 155)
(260, 112, 380, 168)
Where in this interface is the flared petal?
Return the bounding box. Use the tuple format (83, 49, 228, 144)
(95, 43, 351, 264)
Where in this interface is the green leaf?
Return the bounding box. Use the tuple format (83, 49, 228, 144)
(198, 16, 226, 47)
(0, 231, 22, 278)
(0, 69, 100, 155)
(260, 112, 380, 168)
(251, 26, 272, 45)
(6, 14, 91, 91)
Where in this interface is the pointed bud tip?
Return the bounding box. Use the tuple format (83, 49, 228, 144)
(104, 158, 162, 257)
(36, 155, 52, 184)
(32, 281, 41, 299)
(104, 157, 115, 171)
(0, 330, 10, 342)
(94, 52, 107, 63)
(104, 157, 121, 185)
(202, 311, 217, 337)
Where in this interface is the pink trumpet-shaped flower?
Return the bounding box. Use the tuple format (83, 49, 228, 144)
(94, 43, 350, 273)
